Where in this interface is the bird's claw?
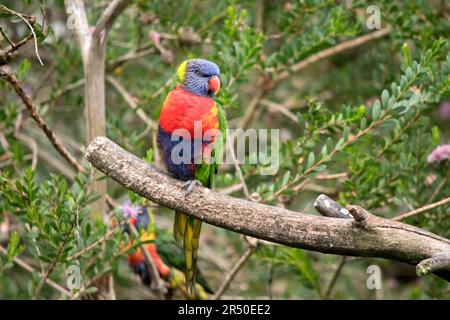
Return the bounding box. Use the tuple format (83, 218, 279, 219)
(182, 179, 202, 197)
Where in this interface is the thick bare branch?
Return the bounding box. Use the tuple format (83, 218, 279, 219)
(65, 0, 131, 218)
(93, 0, 132, 42)
(417, 252, 450, 276)
(85, 136, 450, 281)
(64, 0, 90, 59)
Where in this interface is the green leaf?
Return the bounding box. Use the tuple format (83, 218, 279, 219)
(401, 43, 412, 69)
(431, 126, 440, 146)
(307, 152, 315, 168)
(343, 127, 350, 141)
(406, 67, 413, 79)
(381, 90, 389, 108)
(372, 100, 381, 120)
(281, 171, 291, 187)
(360, 117, 367, 130)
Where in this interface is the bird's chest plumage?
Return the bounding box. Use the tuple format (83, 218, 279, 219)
(159, 87, 219, 137)
(158, 87, 219, 180)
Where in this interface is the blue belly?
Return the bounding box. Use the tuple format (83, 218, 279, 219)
(157, 127, 197, 181)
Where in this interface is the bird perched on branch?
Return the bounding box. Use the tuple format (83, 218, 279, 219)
(118, 203, 213, 299)
(157, 58, 226, 296)
(118, 204, 170, 285)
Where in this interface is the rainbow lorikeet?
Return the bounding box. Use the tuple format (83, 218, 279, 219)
(119, 204, 213, 299)
(119, 204, 170, 284)
(157, 58, 226, 296)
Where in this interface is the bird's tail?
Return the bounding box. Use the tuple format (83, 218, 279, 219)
(174, 211, 202, 297)
(174, 211, 187, 243)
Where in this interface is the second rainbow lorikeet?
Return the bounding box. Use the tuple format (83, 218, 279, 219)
(157, 58, 226, 296)
(119, 204, 170, 284)
(119, 203, 213, 299)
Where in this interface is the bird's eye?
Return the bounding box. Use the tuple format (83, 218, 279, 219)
(195, 70, 201, 76)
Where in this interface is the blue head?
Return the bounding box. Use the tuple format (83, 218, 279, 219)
(176, 58, 221, 97)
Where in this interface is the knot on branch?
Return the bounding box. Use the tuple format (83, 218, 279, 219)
(346, 205, 371, 223)
(249, 192, 262, 203)
(416, 252, 450, 277)
(0, 65, 11, 76)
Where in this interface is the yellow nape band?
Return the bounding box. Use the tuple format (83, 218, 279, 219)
(176, 60, 189, 82)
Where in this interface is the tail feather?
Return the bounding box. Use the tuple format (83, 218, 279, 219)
(184, 217, 202, 297)
(174, 211, 187, 243)
(174, 211, 202, 297)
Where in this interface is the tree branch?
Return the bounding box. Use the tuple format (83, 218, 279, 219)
(212, 242, 259, 300)
(0, 245, 71, 297)
(92, 0, 132, 42)
(273, 27, 391, 84)
(85, 136, 450, 281)
(65, 0, 131, 219)
(0, 66, 85, 173)
(64, 0, 90, 59)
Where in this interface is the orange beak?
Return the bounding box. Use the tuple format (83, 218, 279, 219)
(208, 75, 220, 94)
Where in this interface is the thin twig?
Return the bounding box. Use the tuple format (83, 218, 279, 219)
(393, 197, 450, 221)
(226, 136, 250, 198)
(273, 28, 391, 84)
(0, 245, 71, 297)
(0, 67, 85, 173)
(315, 172, 348, 180)
(428, 175, 449, 204)
(212, 244, 259, 300)
(67, 225, 120, 261)
(236, 90, 266, 131)
(106, 76, 156, 129)
(0, 33, 33, 65)
(33, 213, 78, 299)
(324, 256, 347, 299)
(0, 27, 14, 46)
(36, 78, 85, 105)
(37, 148, 76, 180)
(218, 183, 244, 195)
(1, 5, 44, 65)
(261, 99, 299, 123)
(107, 46, 155, 70)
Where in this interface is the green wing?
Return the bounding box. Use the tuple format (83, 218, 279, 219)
(194, 104, 227, 188)
(179, 105, 227, 297)
(181, 106, 227, 296)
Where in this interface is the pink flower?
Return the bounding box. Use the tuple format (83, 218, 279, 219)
(427, 144, 450, 164)
(119, 202, 142, 219)
(148, 31, 161, 44)
(438, 101, 450, 120)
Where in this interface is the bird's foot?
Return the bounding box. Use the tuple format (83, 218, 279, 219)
(181, 179, 202, 197)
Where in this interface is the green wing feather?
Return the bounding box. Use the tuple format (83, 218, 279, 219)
(174, 105, 227, 297)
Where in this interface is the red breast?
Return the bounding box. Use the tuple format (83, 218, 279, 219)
(159, 86, 219, 139)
